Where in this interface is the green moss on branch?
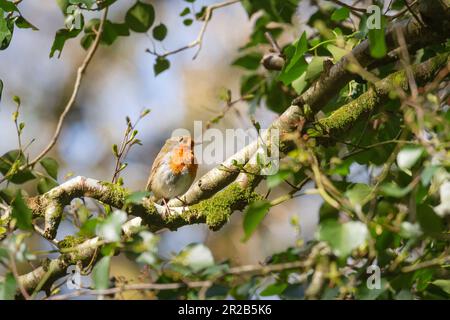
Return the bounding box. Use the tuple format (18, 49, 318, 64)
(307, 53, 449, 137)
(26, 176, 262, 239)
(142, 182, 262, 231)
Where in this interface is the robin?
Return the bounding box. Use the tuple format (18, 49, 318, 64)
(146, 136, 197, 206)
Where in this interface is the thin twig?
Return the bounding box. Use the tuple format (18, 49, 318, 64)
(264, 32, 282, 53)
(9, 252, 31, 300)
(146, 0, 241, 60)
(388, 0, 418, 20)
(329, 0, 366, 13)
(46, 259, 308, 300)
(29, 8, 109, 166)
(403, 0, 425, 28)
(0, 7, 109, 185)
(206, 93, 255, 129)
(401, 255, 450, 273)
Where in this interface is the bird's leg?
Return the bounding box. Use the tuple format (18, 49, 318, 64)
(175, 196, 188, 213)
(161, 198, 171, 218)
(175, 196, 186, 205)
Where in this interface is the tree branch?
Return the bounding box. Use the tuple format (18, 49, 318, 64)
(23, 52, 449, 241)
(307, 53, 450, 137)
(293, 0, 449, 110)
(169, 0, 450, 206)
(18, 218, 142, 295)
(26, 175, 261, 239)
(20, 233, 327, 299)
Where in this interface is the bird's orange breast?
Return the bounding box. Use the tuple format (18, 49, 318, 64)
(169, 145, 196, 175)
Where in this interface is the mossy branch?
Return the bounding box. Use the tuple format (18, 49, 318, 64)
(18, 218, 142, 295)
(26, 176, 262, 239)
(169, 0, 450, 207)
(24, 54, 448, 239)
(306, 53, 450, 138)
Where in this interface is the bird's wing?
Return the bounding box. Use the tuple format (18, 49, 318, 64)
(145, 140, 175, 191)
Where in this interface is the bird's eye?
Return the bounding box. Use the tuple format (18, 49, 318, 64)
(179, 137, 184, 142)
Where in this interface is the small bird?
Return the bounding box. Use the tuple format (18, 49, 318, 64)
(146, 136, 198, 205)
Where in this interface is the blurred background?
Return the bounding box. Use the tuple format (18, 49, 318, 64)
(0, 0, 323, 293)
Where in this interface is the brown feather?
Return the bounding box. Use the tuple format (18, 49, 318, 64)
(145, 138, 178, 191)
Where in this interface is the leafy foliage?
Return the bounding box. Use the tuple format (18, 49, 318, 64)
(0, 0, 448, 301)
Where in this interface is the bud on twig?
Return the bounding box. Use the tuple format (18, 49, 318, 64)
(262, 53, 285, 71)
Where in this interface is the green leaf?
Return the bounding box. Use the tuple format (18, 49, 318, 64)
(183, 18, 193, 26)
(416, 204, 443, 235)
(92, 256, 111, 290)
(125, 1, 154, 33)
(232, 53, 262, 70)
(431, 280, 450, 295)
(69, 0, 95, 8)
(152, 23, 167, 41)
(345, 183, 372, 207)
(421, 165, 439, 186)
(279, 56, 307, 85)
(397, 146, 423, 174)
(125, 191, 150, 204)
(180, 7, 190, 17)
(0, 187, 15, 203)
(112, 144, 118, 157)
(37, 177, 59, 194)
(39, 157, 59, 180)
(260, 282, 287, 297)
(329, 158, 353, 176)
(242, 200, 271, 242)
(14, 15, 38, 30)
(0, 10, 14, 50)
(291, 73, 307, 94)
(241, 0, 298, 23)
(205, 284, 229, 299)
(101, 21, 129, 45)
(82, 19, 129, 49)
(96, 210, 127, 242)
(327, 44, 349, 62)
(285, 32, 308, 70)
(78, 217, 100, 237)
(12, 94, 20, 106)
(133, 231, 159, 266)
(173, 243, 214, 272)
(11, 190, 32, 230)
(380, 182, 412, 198)
(240, 74, 263, 96)
(50, 27, 82, 58)
(304, 56, 326, 81)
(153, 56, 170, 76)
(331, 7, 350, 22)
(266, 169, 291, 189)
(0, 273, 16, 300)
(278, 32, 308, 85)
(0, 150, 35, 184)
(201, 264, 229, 277)
(317, 220, 368, 257)
(0, 0, 18, 12)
